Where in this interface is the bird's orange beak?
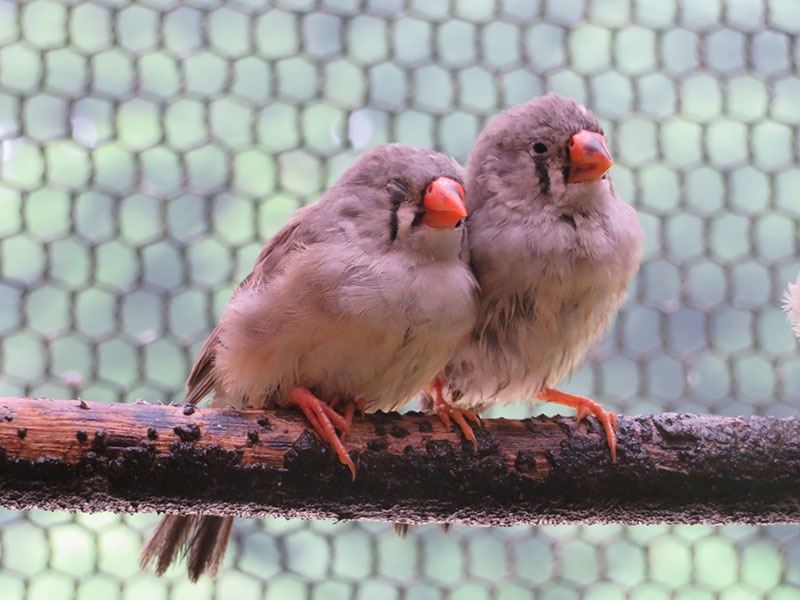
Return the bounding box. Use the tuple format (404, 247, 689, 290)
(567, 130, 614, 184)
(421, 177, 467, 228)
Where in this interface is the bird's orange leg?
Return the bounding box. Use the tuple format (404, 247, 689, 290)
(342, 403, 355, 440)
(315, 393, 352, 436)
(430, 378, 480, 450)
(357, 397, 366, 419)
(341, 398, 366, 440)
(287, 387, 356, 479)
(319, 403, 351, 437)
(537, 388, 618, 461)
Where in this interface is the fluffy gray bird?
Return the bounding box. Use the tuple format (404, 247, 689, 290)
(437, 94, 644, 458)
(139, 143, 478, 580)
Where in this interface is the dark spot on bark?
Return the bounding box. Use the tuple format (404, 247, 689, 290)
(390, 425, 409, 438)
(404, 445, 415, 455)
(147, 427, 158, 441)
(474, 427, 499, 455)
(78, 400, 89, 410)
(653, 414, 701, 449)
(3, 414, 12, 422)
(183, 405, 195, 416)
(174, 423, 201, 442)
(515, 451, 537, 473)
(17, 428, 26, 439)
(257, 417, 271, 430)
(367, 437, 388, 451)
(426, 439, 453, 458)
(524, 418, 543, 434)
(374, 424, 386, 436)
(558, 433, 600, 457)
(247, 431, 259, 446)
(418, 421, 433, 433)
(76, 430, 88, 443)
(638, 421, 653, 442)
(265, 438, 293, 451)
(553, 416, 577, 437)
(107, 434, 140, 448)
(283, 430, 329, 471)
(92, 430, 106, 451)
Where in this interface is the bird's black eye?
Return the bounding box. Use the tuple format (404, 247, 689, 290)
(532, 142, 548, 154)
(388, 180, 408, 201)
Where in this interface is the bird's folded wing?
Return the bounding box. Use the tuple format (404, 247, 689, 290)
(184, 205, 323, 406)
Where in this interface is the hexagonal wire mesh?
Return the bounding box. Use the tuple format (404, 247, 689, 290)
(1, 0, 800, 597)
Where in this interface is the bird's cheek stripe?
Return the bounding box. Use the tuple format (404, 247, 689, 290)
(534, 159, 550, 196)
(389, 199, 400, 242)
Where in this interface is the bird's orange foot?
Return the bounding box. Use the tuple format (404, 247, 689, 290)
(537, 388, 618, 461)
(340, 397, 366, 441)
(287, 387, 356, 479)
(431, 378, 481, 450)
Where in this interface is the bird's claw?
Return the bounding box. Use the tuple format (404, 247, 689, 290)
(288, 387, 356, 479)
(430, 378, 480, 450)
(537, 388, 618, 462)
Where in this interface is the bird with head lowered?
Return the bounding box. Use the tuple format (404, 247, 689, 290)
(139, 143, 478, 580)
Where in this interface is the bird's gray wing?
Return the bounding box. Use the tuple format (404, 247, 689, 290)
(184, 205, 322, 405)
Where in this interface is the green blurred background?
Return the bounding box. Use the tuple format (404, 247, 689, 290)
(2, 0, 800, 597)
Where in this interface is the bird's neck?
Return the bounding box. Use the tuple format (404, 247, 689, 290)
(401, 228, 462, 265)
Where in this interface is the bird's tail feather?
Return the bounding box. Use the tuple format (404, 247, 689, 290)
(391, 522, 450, 537)
(139, 515, 234, 582)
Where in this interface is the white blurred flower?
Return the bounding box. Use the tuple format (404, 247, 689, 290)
(783, 273, 800, 341)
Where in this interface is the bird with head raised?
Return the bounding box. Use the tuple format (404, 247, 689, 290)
(139, 143, 478, 580)
(434, 93, 644, 460)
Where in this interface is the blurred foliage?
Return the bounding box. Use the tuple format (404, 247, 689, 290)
(1, 0, 800, 597)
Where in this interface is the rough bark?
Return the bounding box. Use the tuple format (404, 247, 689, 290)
(0, 397, 798, 525)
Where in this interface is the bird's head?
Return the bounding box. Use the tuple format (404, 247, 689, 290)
(466, 94, 614, 213)
(331, 144, 468, 260)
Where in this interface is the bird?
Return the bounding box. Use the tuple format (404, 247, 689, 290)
(139, 143, 479, 581)
(784, 273, 800, 341)
(435, 93, 644, 461)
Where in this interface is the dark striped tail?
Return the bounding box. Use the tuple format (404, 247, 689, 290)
(139, 515, 234, 582)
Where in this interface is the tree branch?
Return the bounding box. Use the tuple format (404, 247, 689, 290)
(0, 397, 798, 525)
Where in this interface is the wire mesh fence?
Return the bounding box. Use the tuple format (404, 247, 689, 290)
(1, 0, 800, 597)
